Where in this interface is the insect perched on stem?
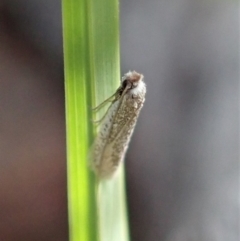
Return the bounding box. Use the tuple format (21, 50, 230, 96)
(90, 71, 146, 179)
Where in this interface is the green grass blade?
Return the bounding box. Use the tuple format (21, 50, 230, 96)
(62, 0, 97, 241)
(62, 0, 129, 240)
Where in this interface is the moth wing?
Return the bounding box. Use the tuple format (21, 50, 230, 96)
(97, 108, 140, 178)
(89, 100, 119, 176)
(90, 88, 145, 179)
(96, 142, 120, 178)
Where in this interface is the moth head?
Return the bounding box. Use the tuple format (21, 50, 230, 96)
(121, 71, 144, 89)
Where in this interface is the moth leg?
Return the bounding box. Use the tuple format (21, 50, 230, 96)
(92, 93, 116, 112)
(92, 102, 114, 124)
(92, 84, 131, 124)
(92, 118, 103, 125)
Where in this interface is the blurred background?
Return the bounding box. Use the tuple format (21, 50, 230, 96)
(0, 0, 238, 241)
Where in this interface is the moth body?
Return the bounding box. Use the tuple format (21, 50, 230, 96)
(90, 71, 146, 179)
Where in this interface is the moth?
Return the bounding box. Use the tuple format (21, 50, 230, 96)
(90, 71, 146, 179)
